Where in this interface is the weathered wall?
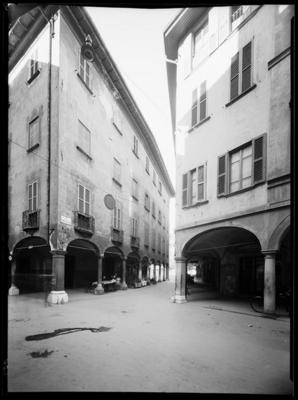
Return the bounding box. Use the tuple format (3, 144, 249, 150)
(55, 13, 171, 261)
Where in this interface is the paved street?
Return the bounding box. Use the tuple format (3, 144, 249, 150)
(8, 280, 292, 394)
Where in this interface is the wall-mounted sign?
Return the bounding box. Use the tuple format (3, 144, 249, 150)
(61, 215, 72, 225)
(104, 194, 115, 210)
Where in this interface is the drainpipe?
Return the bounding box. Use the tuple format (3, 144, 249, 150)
(47, 17, 54, 243)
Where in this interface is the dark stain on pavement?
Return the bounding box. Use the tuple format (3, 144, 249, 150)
(29, 350, 54, 358)
(25, 326, 112, 341)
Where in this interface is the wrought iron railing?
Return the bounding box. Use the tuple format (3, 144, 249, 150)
(111, 227, 124, 244)
(22, 209, 40, 231)
(73, 211, 95, 235)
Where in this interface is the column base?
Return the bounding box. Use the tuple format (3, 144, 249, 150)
(170, 295, 187, 304)
(121, 282, 128, 290)
(94, 284, 105, 295)
(47, 290, 68, 304)
(8, 285, 19, 296)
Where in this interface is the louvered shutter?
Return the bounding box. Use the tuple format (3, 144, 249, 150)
(197, 164, 205, 201)
(200, 81, 207, 121)
(191, 89, 198, 127)
(182, 173, 188, 207)
(242, 41, 252, 92)
(230, 52, 239, 99)
(253, 134, 266, 183)
(218, 154, 227, 196)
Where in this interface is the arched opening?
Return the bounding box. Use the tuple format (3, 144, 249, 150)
(183, 227, 262, 299)
(142, 256, 149, 280)
(276, 227, 291, 297)
(103, 246, 123, 281)
(13, 236, 51, 293)
(65, 239, 99, 289)
(126, 251, 140, 288)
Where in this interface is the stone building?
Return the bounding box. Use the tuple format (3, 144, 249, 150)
(8, 5, 175, 303)
(164, 5, 293, 312)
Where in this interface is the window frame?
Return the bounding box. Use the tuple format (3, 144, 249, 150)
(78, 51, 93, 91)
(144, 192, 150, 211)
(230, 40, 253, 101)
(133, 135, 139, 157)
(113, 200, 122, 230)
(27, 48, 40, 84)
(132, 177, 138, 200)
(145, 156, 150, 174)
(28, 116, 40, 151)
(77, 120, 91, 158)
(182, 162, 207, 208)
(131, 215, 138, 237)
(77, 184, 91, 216)
(28, 180, 38, 212)
(113, 157, 122, 186)
(217, 134, 267, 197)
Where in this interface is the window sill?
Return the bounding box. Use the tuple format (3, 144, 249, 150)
(132, 195, 138, 201)
(182, 200, 209, 209)
(27, 70, 40, 85)
(146, 169, 150, 175)
(27, 143, 40, 153)
(144, 206, 150, 212)
(152, 215, 156, 219)
(225, 84, 257, 107)
(76, 73, 94, 95)
(217, 181, 265, 198)
(112, 178, 122, 188)
(76, 145, 92, 160)
(188, 116, 211, 133)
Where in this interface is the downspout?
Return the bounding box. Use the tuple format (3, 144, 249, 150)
(47, 17, 54, 243)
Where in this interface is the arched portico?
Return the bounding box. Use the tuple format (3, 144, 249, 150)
(103, 246, 126, 289)
(174, 226, 263, 304)
(126, 251, 140, 288)
(10, 236, 51, 295)
(65, 239, 100, 290)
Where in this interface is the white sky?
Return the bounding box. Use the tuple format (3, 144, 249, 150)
(85, 7, 180, 187)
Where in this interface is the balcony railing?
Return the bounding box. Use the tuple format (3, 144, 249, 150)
(22, 209, 40, 231)
(231, 6, 244, 22)
(73, 211, 95, 235)
(111, 227, 124, 244)
(130, 236, 140, 249)
(231, 6, 256, 28)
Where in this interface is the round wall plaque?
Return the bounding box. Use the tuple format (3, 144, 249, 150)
(104, 194, 115, 210)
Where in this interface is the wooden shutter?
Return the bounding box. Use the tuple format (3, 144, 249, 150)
(191, 89, 198, 127)
(230, 52, 239, 99)
(242, 41, 252, 92)
(182, 173, 188, 207)
(253, 134, 266, 183)
(218, 154, 227, 196)
(200, 81, 207, 121)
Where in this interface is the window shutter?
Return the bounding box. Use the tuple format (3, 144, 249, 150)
(191, 89, 198, 127)
(200, 81, 207, 121)
(182, 173, 188, 207)
(242, 41, 252, 92)
(253, 134, 266, 183)
(230, 52, 239, 99)
(197, 164, 205, 201)
(218, 154, 227, 196)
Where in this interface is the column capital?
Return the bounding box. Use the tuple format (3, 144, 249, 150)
(122, 256, 127, 261)
(175, 256, 187, 262)
(51, 250, 66, 256)
(262, 250, 278, 257)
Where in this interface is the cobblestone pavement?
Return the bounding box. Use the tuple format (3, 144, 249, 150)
(7, 280, 292, 394)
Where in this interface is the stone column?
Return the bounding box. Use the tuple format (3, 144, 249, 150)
(95, 255, 104, 294)
(172, 256, 187, 303)
(263, 251, 277, 314)
(163, 264, 166, 281)
(121, 257, 128, 290)
(153, 263, 157, 281)
(8, 258, 19, 296)
(138, 262, 142, 281)
(47, 251, 68, 304)
(158, 262, 161, 282)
